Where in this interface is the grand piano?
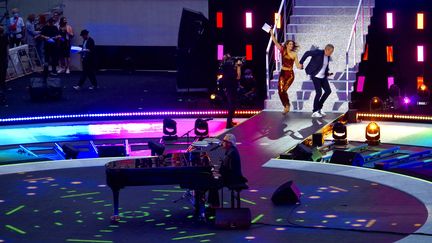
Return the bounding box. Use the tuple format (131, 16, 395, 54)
(105, 151, 222, 221)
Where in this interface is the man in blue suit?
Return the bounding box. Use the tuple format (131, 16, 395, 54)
(299, 44, 334, 118)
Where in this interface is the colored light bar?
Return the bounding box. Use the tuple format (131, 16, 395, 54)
(417, 45, 424, 62)
(363, 44, 369, 61)
(386, 12, 393, 29)
(216, 12, 223, 29)
(386, 45, 393, 62)
(387, 76, 394, 89)
(417, 76, 424, 89)
(0, 110, 261, 124)
(246, 12, 252, 28)
(274, 13, 281, 29)
(217, 44, 224, 60)
(357, 113, 432, 122)
(356, 76, 365, 92)
(246, 44, 253, 61)
(417, 13, 424, 30)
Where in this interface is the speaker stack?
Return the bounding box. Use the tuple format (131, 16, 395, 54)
(271, 180, 301, 205)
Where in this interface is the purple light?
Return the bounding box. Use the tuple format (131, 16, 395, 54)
(403, 97, 411, 104)
(357, 76, 365, 92)
(387, 76, 394, 89)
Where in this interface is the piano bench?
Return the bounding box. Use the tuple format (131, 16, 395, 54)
(222, 183, 249, 208)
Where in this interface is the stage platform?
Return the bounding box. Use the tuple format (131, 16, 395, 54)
(1, 111, 432, 242)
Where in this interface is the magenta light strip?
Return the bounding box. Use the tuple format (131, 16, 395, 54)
(387, 76, 394, 89)
(217, 44, 224, 60)
(246, 12, 253, 28)
(417, 45, 424, 62)
(0, 110, 261, 123)
(357, 76, 365, 92)
(386, 12, 393, 29)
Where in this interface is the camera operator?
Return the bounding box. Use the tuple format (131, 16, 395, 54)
(220, 54, 242, 129)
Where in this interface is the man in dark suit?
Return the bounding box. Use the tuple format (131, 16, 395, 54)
(73, 29, 98, 90)
(299, 44, 334, 118)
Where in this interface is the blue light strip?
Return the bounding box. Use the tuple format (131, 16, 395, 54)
(0, 110, 260, 124)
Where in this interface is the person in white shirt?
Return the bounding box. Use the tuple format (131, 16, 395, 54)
(8, 8, 25, 48)
(299, 44, 334, 118)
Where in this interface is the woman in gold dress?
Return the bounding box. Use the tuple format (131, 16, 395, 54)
(270, 29, 302, 114)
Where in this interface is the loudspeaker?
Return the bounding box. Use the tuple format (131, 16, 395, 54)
(29, 77, 62, 101)
(97, 145, 126, 157)
(214, 208, 251, 229)
(330, 150, 364, 166)
(62, 143, 79, 159)
(271, 180, 301, 205)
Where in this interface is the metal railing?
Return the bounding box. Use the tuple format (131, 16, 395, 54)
(345, 0, 373, 81)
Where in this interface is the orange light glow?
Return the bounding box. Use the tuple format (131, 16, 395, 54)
(274, 13, 281, 29)
(417, 13, 424, 30)
(386, 46, 393, 62)
(417, 76, 424, 89)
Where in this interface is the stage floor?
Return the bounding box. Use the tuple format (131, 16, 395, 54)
(1, 111, 432, 242)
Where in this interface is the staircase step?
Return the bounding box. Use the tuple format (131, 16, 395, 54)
(287, 23, 370, 33)
(293, 6, 360, 15)
(295, 0, 362, 6)
(290, 15, 360, 24)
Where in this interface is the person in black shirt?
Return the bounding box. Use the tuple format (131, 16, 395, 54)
(73, 29, 98, 90)
(219, 133, 247, 186)
(220, 54, 242, 128)
(40, 18, 60, 76)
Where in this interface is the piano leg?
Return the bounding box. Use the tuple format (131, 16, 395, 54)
(110, 188, 121, 222)
(194, 190, 206, 221)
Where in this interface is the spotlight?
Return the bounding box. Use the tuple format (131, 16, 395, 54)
(369, 97, 383, 112)
(365, 122, 380, 146)
(194, 118, 209, 138)
(417, 84, 430, 106)
(210, 93, 217, 100)
(162, 118, 178, 140)
(402, 96, 415, 113)
(332, 122, 347, 146)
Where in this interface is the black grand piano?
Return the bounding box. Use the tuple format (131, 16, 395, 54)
(105, 152, 222, 221)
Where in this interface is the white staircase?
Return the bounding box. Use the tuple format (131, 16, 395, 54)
(265, 0, 374, 113)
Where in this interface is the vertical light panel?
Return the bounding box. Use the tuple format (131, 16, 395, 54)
(216, 12, 223, 29)
(417, 76, 424, 89)
(387, 76, 394, 89)
(417, 13, 424, 30)
(274, 13, 281, 29)
(217, 44, 224, 60)
(357, 76, 365, 92)
(246, 12, 253, 29)
(386, 46, 394, 62)
(363, 44, 369, 61)
(246, 44, 253, 60)
(417, 45, 424, 62)
(386, 12, 393, 29)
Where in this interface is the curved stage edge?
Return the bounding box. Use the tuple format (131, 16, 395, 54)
(0, 157, 431, 242)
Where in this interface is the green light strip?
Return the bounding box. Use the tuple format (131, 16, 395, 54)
(5, 224, 26, 234)
(93, 200, 105, 204)
(200, 240, 211, 243)
(240, 198, 256, 205)
(152, 189, 185, 193)
(172, 233, 216, 241)
(165, 227, 178, 230)
(251, 214, 264, 223)
(66, 239, 113, 243)
(61, 192, 100, 198)
(5, 205, 25, 215)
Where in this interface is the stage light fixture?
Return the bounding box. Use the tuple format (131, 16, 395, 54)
(246, 44, 253, 61)
(194, 118, 209, 138)
(210, 93, 216, 100)
(369, 97, 383, 112)
(162, 118, 178, 140)
(217, 44, 224, 60)
(245, 12, 252, 28)
(417, 13, 424, 30)
(417, 45, 424, 62)
(417, 84, 430, 106)
(216, 12, 223, 29)
(386, 12, 393, 29)
(332, 122, 347, 146)
(365, 122, 380, 146)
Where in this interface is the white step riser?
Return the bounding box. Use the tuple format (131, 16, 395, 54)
(295, 0, 364, 6)
(293, 7, 363, 15)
